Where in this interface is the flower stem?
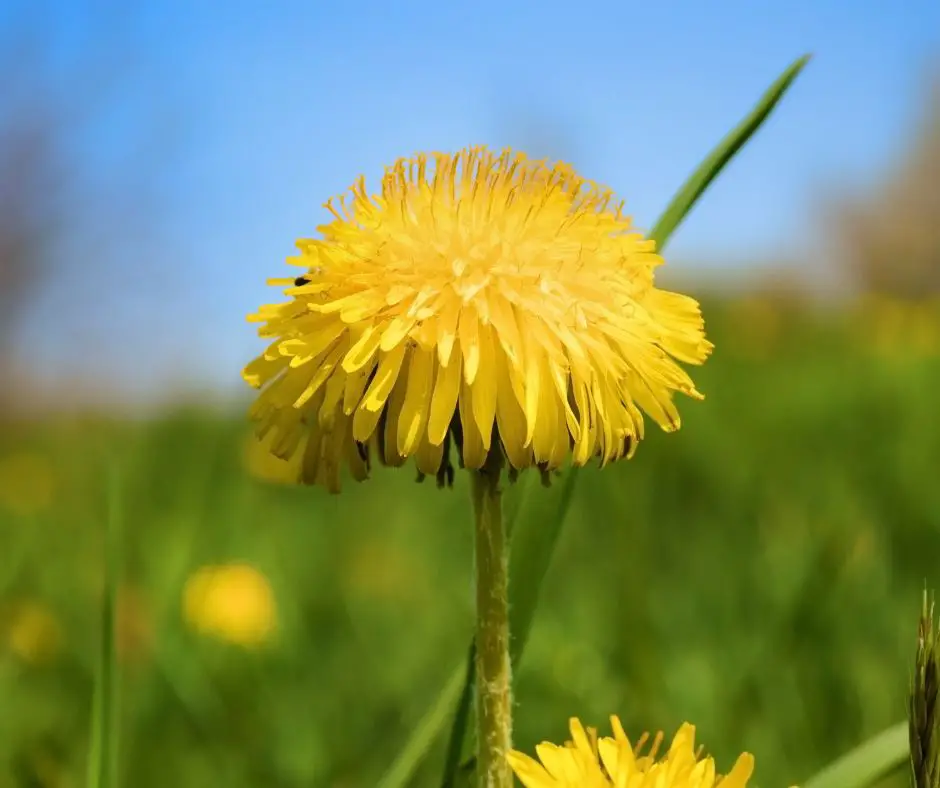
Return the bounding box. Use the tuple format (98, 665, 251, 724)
(470, 450, 512, 788)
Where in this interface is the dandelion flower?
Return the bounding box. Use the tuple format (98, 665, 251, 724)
(3, 601, 62, 664)
(0, 452, 55, 516)
(182, 563, 277, 648)
(507, 716, 755, 788)
(243, 147, 712, 492)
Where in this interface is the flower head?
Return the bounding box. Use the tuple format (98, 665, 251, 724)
(182, 563, 277, 648)
(911, 590, 940, 788)
(507, 716, 754, 788)
(3, 600, 62, 664)
(244, 147, 711, 492)
(0, 451, 55, 516)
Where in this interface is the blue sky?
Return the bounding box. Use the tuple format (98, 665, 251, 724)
(7, 0, 939, 400)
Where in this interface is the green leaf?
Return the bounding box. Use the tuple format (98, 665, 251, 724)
(439, 644, 475, 788)
(506, 469, 578, 666)
(376, 663, 466, 788)
(649, 53, 811, 246)
(381, 52, 812, 788)
(802, 722, 908, 788)
(86, 467, 121, 788)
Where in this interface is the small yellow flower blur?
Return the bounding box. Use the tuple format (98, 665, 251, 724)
(0, 451, 56, 517)
(862, 295, 940, 358)
(507, 716, 755, 788)
(4, 601, 62, 664)
(243, 146, 712, 492)
(726, 296, 781, 360)
(345, 537, 430, 603)
(182, 563, 277, 648)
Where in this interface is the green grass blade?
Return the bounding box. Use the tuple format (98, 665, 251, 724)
(439, 643, 476, 788)
(384, 54, 813, 788)
(86, 467, 121, 788)
(649, 53, 811, 246)
(802, 722, 908, 788)
(507, 469, 577, 665)
(376, 662, 465, 788)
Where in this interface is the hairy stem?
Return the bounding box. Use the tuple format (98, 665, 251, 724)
(470, 451, 512, 788)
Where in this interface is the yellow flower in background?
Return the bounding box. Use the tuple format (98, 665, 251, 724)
(0, 452, 55, 517)
(726, 296, 781, 360)
(345, 537, 431, 603)
(182, 563, 277, 648)
(866, 295, 907, 356)
(3, 601, 62, 664)
(910, 300, 940, 356)
(243, 146, 712, 492)
(507, 717, 754, 788)
(864, 295, 940, 358)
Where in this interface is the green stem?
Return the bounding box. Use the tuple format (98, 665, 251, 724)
(470, 451, 512, 788)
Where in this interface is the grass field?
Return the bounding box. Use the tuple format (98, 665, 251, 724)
(1, 296, 939, 787)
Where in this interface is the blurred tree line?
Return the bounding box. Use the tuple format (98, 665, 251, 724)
(0, 2, 173, 414)
(0, 25, 61, 409)
(829, 68, 940, 297)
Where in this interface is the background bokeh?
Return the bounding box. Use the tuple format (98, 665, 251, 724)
(2, 1, 939, 786)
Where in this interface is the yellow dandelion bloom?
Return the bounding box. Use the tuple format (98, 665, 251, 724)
(3, 601, 62, 664)
(507, 717, 755, 788)
(242, 427, 303, 485)
(0, 451, 56, 516)
(726, 296, 781, 360)
(182, 563, 277, 648)
(244, 147, 712, 492)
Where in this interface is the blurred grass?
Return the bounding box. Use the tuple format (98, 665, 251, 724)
(1, 297, 939, 787)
